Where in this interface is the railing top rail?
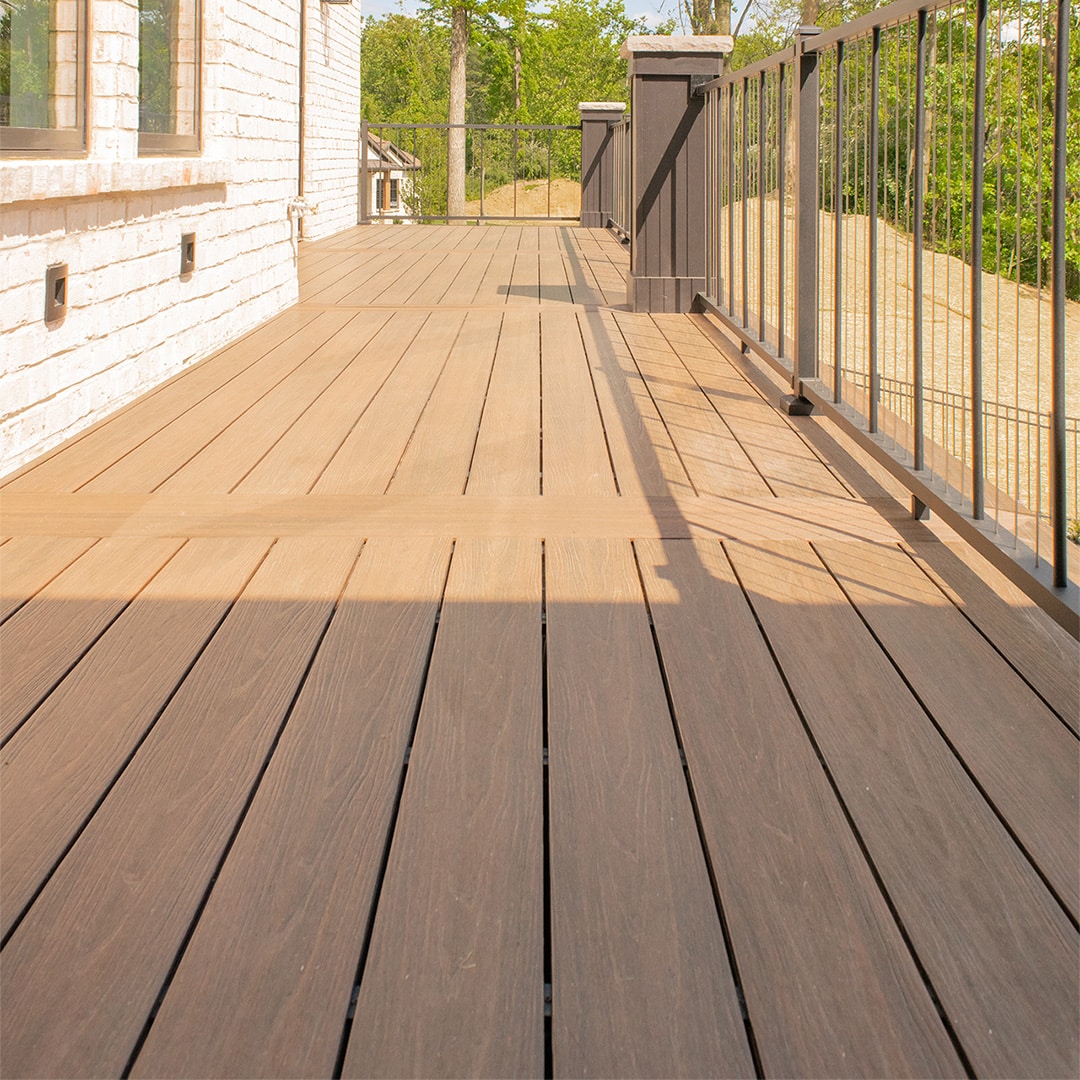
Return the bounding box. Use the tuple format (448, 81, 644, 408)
(697, 0, 966, 94)
(363, 121, 581, 133)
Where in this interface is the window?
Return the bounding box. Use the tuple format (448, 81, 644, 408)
(0, 0, 87, 155)
(376, 177, 400, 212)
(139, 0, 200, 154)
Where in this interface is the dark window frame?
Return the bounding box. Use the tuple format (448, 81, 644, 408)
(0, 0, 88, 157)
(138, 0, 202, 156)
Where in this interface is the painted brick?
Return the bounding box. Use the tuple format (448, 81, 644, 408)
(1, 0, 361, 474)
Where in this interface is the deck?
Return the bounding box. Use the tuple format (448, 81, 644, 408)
(1, 224, 1077, 1079)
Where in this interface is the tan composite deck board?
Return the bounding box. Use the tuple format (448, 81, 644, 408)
(658, 314, 850, 498)
(0, 537, 360, 1080)
(578, 309, 690, 497)
(0, 493, 906, 543)
(398, 248, 473, 305)
(540, 310, 617, 496)
(298, 250, 397, 304)
(466, 308, 541, 495)
(538, 250, 574, 304)
(80, 310, 355, 494)
(546, 537, 754, 1078)
(388, 311, 502, 494)
(0, 536, 184, 741)
(362, 250, 452, 306)
(2, 307, 323, 493)
(158, 310, 392, 494)
(0, 537, 269, 939)
(235, 309, 431, 494)
(507, 250, 541, 304)
(438, 248, 495, 306)
(635, 538, 963, 1078)
(344, 538, 545, 1080)
(0, 535, 97, 620)
(131, 538, 452, 1080)
(615, 311, 773, 497)
(2, 225, 1076, 1080)
(906, 539, 1080, 728)
(726, 539, 1079, 1079)
(313, 312, 466, 494)
(817, 538, 1080, 918)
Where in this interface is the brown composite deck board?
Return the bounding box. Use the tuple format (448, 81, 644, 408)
(471, 250, 517, 305)
(299, 250, 400, 305)
(344, 538, 545, 1080)
(0, 537, 360, 1080)
(659, 314, 850, 499)
(0, 493, 907, 544)
(0, 535, 97, 621)
(313, 312, 466, 494)
(538, 250, 574, 304)
(80, 310, 355, 494)
(2, 307, 323, 493)
(466, 309, 541, 495)
(2, 225, 1076, 1080)
(438, 248, 496, 306)
(540, 310, 617, 496)
(726, 539, 1079, 1079)
(579, 308, 689, 497)
(363, 250, 452, 306)
(507, 250, 541, 305)
(235, 309, 431, 494)
(635, 537, 962, 1078)
(615, 310, 773, 497)
(546, 537, 754, 1079)
(0, 537, 268, 939)
(158, 310, 393, 494)
(907, 539, 1080, 728)
(388, 311, 502, 494)
(399, 248, 473, 305)
(0, 536, 183, 741)
(131, 537, 452, 1080)
(817, 538, 1080, 918)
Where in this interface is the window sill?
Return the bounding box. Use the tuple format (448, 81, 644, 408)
(0, 157, 228, 205)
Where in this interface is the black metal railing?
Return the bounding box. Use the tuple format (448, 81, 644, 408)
(360, 121, 582, 223)
(609, 115, 632, 240)
(698, 0, 1076, 599)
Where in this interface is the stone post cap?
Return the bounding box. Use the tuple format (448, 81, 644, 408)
(620, 34, 733, 59)
(578, 102, 627, 114)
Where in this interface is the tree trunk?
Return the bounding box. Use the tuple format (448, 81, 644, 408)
(447, 5, 468, 218)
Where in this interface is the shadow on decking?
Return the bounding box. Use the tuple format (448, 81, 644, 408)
(0, 225, 1076, 1080)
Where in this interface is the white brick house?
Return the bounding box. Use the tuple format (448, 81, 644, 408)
(0, 0, 362, 475)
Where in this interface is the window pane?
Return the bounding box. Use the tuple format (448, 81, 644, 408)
(139, 0, 198, 147)
(1, 0, 82, 138)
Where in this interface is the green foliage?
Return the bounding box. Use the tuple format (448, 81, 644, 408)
(360, 13, 451, 123)
(139, 0, 176, 133)
(811, 0, 1078, 301)
(1, 0, 50, 127)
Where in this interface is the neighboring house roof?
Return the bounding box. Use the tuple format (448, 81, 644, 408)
(363, 134, 422, 171)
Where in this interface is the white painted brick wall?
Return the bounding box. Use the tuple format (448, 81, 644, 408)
(1, 0, 363, 477)
(300, 0, 362, 240)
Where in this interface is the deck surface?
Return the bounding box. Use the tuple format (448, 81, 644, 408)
(1, 224, 1077, 1079)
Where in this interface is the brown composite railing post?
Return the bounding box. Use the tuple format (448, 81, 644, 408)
(623, 35, 732, 312)
(579, 103, 626, 229)
(787, 25, 822, 415)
